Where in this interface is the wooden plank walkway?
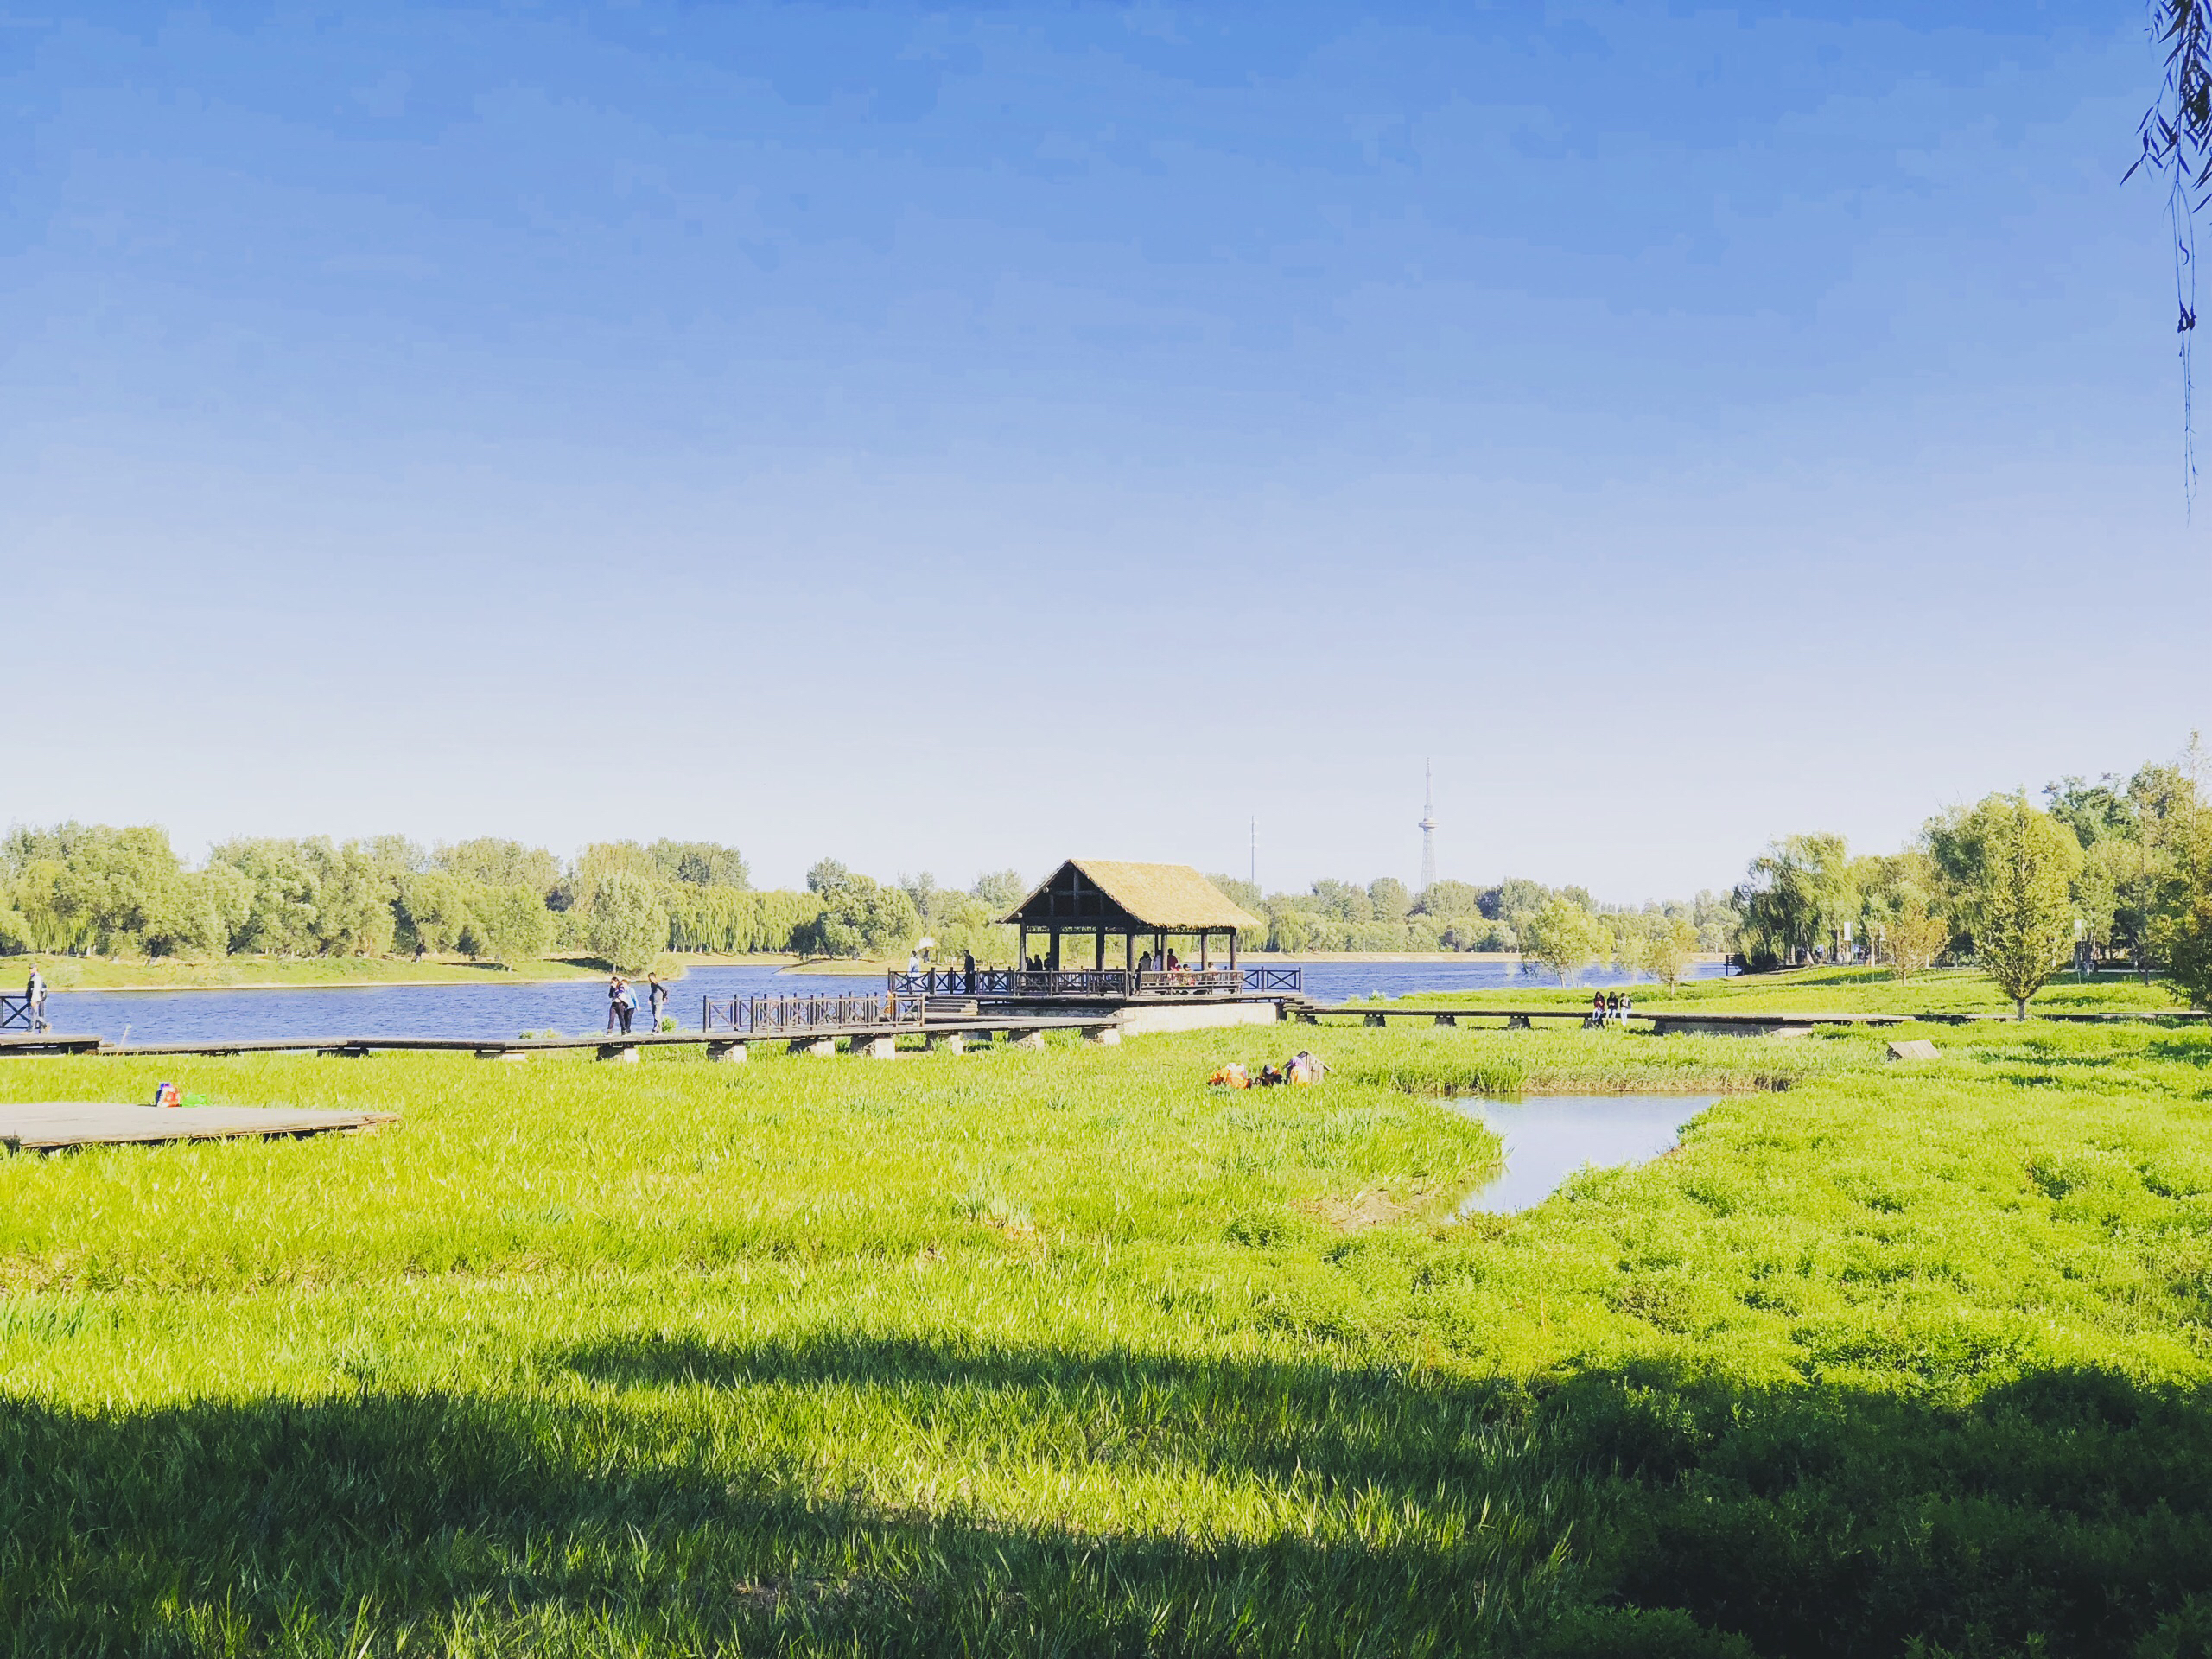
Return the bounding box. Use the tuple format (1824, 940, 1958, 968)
(0, 1033, 104, 1054)
(0, 1102, 398, 1152)
(83, 1012, 1117, 1061)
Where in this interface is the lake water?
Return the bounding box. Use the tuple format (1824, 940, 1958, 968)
(31, 957, 1733, 1046)
(1454, 1095, 1717, 1213)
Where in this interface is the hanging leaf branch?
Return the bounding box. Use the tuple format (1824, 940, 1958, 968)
(2131, 0, 2212, 496)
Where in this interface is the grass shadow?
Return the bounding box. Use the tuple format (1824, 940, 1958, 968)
(563, 1333, 2212, 1658)
(6, 1338, 2212, 1656)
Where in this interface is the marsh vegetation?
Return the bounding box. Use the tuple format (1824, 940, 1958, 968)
(3, 1012, 2209, 1655)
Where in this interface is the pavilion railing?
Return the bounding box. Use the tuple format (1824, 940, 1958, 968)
(892, 968, 1017, 998)
(701, 992, 925, 1036)
(0, 994, 32, 1032)
(887, 968, 1282, 999)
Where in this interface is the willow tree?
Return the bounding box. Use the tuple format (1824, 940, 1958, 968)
(1730, 833, 1854, 969)
(2133, 0, 2212, 486)
(1971, 794, 2083, 1020)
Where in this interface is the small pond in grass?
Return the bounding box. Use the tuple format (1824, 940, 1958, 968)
(1454, 1096, 1719, 1214)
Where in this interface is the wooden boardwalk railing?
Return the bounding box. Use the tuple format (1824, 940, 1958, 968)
(886, 966, 1298, 999)
(702, 992, 926, 1037)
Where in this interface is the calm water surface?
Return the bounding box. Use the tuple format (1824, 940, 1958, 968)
(1455, 1095, 1718, 1214)
(36, 958, 1732, 1046)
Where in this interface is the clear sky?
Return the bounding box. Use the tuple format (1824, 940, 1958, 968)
(4, 2, 2204, 900)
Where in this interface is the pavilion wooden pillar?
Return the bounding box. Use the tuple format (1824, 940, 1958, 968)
(1094, 930, 1105, 969)
(1048, 926, 1062, 971)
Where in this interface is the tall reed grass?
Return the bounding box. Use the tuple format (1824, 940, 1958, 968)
(2, 1020, 2209, 1654)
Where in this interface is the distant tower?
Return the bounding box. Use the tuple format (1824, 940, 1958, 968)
(1418, 764, 1437, 894)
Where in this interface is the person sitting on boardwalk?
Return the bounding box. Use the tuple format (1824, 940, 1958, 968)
(1618, 992, 1635, 1021)
(1588, 991, 1606, 1029)
(1605, 991, 1622, 1024)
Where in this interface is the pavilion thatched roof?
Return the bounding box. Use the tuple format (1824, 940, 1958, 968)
(1001, 860, 1262, 931)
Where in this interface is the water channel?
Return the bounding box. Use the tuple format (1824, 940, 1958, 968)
(1454, 1095, 1718, 1213)
(29, 958, 1733, 1046)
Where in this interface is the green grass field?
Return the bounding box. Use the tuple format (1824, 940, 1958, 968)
(1384, 963, 2191, 1018)
(2, 1015, 2209, 1656)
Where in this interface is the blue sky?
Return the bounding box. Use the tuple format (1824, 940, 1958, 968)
(3, 2, 2203, 899)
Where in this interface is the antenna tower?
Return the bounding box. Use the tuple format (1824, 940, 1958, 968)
(1418, 764, 1438, 893)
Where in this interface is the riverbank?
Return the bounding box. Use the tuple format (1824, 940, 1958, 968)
(13, 952, 801, 994)
(1385, 963, 2186, 1016)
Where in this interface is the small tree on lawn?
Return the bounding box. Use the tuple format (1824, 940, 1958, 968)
(1523, 897, 1608, 987)
(1972, 792, 2082, 1020)
(1885, 901, 1948, 979)
(1641, 915, 1699, 992)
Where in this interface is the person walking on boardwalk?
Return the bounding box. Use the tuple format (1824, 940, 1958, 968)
(25, 963, 48, 1033)
(607, 972, 627, 1034)
(646, 971, 668, 1029)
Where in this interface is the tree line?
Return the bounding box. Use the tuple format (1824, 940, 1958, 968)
(0, 827, 1042, 977)
(15, 747, 2210, 1012)
(1731, 741, 2212, 1014)
(1205, 874, 1732, 982)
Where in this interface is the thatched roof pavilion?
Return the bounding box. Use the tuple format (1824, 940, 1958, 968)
(999, 859, 1262, 971)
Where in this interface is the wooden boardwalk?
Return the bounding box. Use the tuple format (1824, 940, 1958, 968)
(0, 1101, 398, 1152)
(0, 1033, 103, 1055)
(52, 1011, 1120, 1063)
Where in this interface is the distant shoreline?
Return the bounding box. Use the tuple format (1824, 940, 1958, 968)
(29, 953, 801, 995)
(28, 948, 1734, 995)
